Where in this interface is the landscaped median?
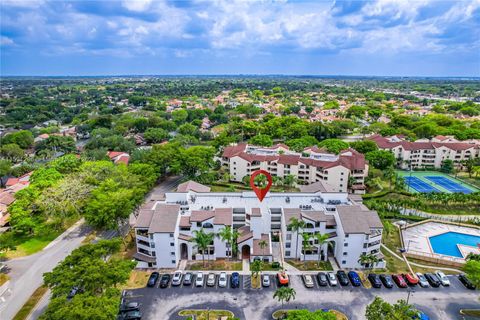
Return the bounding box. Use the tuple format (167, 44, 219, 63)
(272, 309, 348, 320)
(178, 309, 237, 320)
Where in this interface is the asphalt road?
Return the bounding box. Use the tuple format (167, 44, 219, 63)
(126, 273, 480, 320)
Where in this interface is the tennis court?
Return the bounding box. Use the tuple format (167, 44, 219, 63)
(425, 176, 473, 194)
(404, 176, 440, 193)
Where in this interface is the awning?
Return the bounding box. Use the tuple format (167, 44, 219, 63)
(133, 252, 156, 263)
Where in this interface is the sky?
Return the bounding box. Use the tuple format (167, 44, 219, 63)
(1, 0, 479, 77)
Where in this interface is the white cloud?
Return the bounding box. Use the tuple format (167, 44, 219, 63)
(122, 0, 153, 12)
(0, 36, 15, 46)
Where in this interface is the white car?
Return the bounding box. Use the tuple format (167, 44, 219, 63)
(435, 271, 450, 286)
(302, 274, 314, 288)
(218, 272, 227, 288)
(172, 271, 182, 286)
(327, 272, 338, 286)
(207, 273, 216, 287)
(262, 274, 270, 287)
(195, 272, 204, 287)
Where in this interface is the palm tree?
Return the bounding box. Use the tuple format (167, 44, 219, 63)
(251, 259, 264, 278)
(314, 233, 331, 267)
(301, 232, 313, 264)
(288, 217, 305, 261)
(217, 226, 234, 260)
(192, 229, 215, 267)
(273, 287, 296, 309)
(358, 253, 380, 269)
(258, 239, 268, 257)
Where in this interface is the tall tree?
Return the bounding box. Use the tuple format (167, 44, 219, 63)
(314, 233, 330, 266)
(365, 297, 418, 320)
(273, 287, 296, 309)
(192, 228, 215, 267)
(288, 217, 305, 261)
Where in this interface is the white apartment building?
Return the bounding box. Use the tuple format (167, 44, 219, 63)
(220, 143, 368, 194)
(133, 180, 385, 270)
(369, 135, 480, 169)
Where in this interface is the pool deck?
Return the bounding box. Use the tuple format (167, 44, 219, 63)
(402, 221, 480, 262)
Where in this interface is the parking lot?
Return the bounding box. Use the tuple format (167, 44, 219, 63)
(125, 272, 479, 320)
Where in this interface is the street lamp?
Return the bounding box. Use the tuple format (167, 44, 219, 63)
(406, 287, 415, 304)
(407, 240, 413, 252)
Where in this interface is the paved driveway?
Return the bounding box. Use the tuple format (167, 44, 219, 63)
(126, 273, 479, 320)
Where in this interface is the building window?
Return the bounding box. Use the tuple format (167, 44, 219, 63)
(286, 234, 292, 240)
(285, 251, 291, 256)
(149, 234, 153, 239)
(151, 243, 155, 248)
(171, 260, 176, 264)
(345, 234, 349, 238)
(169, 233, 174, 238)
(342, 260, 346, 264)
(152, 251, 156, 257)
(344, 243, 348, 247)
(170, 242, 174, 247)
(286, 243, 291, 248)
(343, 252, 348, 256)
(341, 172, 344, 175)
(171, 252, 175, 256)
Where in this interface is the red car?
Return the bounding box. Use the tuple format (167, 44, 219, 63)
(403, 273, 419, 286)
(392, 274, 407, 288)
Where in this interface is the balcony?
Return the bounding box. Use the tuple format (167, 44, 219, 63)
(367, 240, 381, 248)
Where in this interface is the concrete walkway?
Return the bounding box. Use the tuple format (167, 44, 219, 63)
(242, 259, 250, 273)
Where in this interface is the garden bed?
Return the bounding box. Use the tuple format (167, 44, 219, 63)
(178, 309, 235, 320)
(285, 259, 333, 271)
(187, 259, 242, 271)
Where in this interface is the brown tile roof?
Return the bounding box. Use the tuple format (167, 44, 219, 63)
(177, 180, 211, 193)
(135, 209, 155, 229)
(190, 210, 215, 222)
(251, 208, 262, 217)
(299, 181, 337, 193)
(213, 208, 232, 226)
(178, 233, 192, 241)
(179, 216, 191, 228)
(148, 204, 181, 233)
(336, 205, 382, 234)
(222, 143, 248, 158)
(278, 154, 300, 165)
(237, 226, 253, 244)
(252, 234, 271, 256)
(0, 191, 15, 206)
(301, 210, 329, 222)
(283, 208, 301, 225)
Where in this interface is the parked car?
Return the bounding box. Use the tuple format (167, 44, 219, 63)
(277, 272, 289, 287)
(67, 286, 83, 300)
(393, 274, 407, 288)
(119, 302, 140, 313)
(416, 273, 429, 288)
(336, 271, 349, 286)
(317, 272, 328, 286)
(424, 273, 441, 287)
(348, 271, 361, 287)
(368, 274, 382, 288)
(195, 272, 204, 287)
(207, 273, 216, 287)
(262, 274, 270, 287)
(117, 311, 142, 320)
(159, 274, 171, 288)
(218, 272, 227, 288)
(147, 272, 159, 287)
(379, 274, 394, 288)
(302, 274, 314, 288)
(414, 311, 431, 320)
(327, 272, 337, 286)
(403, 273, 419, 286)
(172, 271, 182, 286)
(458, 274, 476, 290)
(231, 272, 240, 288)
(435, 271, 450, 286)
(183, 272, 193, 286)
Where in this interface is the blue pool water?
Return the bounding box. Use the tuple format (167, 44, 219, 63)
(429, 232, 480, 258)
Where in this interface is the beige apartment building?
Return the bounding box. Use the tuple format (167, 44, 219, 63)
(368, 135, 480, 169)
(220, 143, 368, 194)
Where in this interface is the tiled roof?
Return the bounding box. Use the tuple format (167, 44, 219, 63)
(177, 180, 211, 193)
(299, 181, 337, 193)
(237, 226, 253, 244)
(148, 204, 181, 233)
(336, 205, 382, 234)
(178, 233, 192, 241)
(213, 208, 232, 226)
(179, 216, 191, 228)
(222, 143, 248, 158)
(251, 207, 262, 217)
(301, 210, 329, 223)
(252, 234, 271, 256)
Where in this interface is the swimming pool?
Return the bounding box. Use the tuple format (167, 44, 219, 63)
(429, 232, 480, 258)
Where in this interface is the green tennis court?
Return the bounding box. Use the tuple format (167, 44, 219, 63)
(396, 170, 479, 194)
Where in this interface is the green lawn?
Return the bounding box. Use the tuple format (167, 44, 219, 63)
(285, 259, 333, 271)
(178, 309, 235, 320)
(13, 286, 48, 320)
(209, 181, 299, 193)
(6, 232, 62, 259)
(187, 260, 242, 271)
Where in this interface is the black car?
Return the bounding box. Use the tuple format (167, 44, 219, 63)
(118, 310, 142, 320)
(159, 274, 171, 288)
(368, 274, 382, 288)
(317, 272, 328, 286)
(336, 270, 349, 286)
(458, 274, 476, 290)
(147, 272, 159, 287)
(231, 272, 240, 288)
(379, 274, 394, 288)
(119, 302, 140, 312)
(424, 273, 441, 287)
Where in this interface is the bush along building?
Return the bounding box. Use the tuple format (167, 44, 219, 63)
(133, 180, 385, 270)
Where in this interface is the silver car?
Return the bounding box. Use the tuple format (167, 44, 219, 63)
(207, 273, 216, 287)
(435, 271, 450, 286)
(218, 272, 227, 288)
(172, 271, 182, 286)
(302, 274, 314, 288)
(327, 272, 338, 286)
(415, 272, 429, 288)
(195, 272, 204, 287)
(262, 274, 270, 287)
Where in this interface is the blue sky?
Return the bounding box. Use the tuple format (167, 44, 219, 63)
(1, 0, 479, 76)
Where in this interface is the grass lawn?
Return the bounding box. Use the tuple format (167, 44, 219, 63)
(187, 259, 242, 271)
(6, 233, 62, 259)
(178, 309, 235, 320)
(209, 181, 299, 193)
(12, 286, 48, 320)
(272, 309, 348, 320)
(120, 270, 151, 289)
(0, 273, 9, 286)
(460, 309, 480, 317)
(285, 259, 333, 271)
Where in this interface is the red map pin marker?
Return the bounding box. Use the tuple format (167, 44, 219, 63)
(250, 170, 273, 202)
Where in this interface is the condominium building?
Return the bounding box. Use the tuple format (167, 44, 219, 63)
(133, 180, 385, 270)
(220, 143, 368, 194)
(368, 135, 480, 169)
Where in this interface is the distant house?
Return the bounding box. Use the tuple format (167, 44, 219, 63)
(1, 172, 32, 229)
(107, 151, 130, 165)
(34, 133, 50, 143)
